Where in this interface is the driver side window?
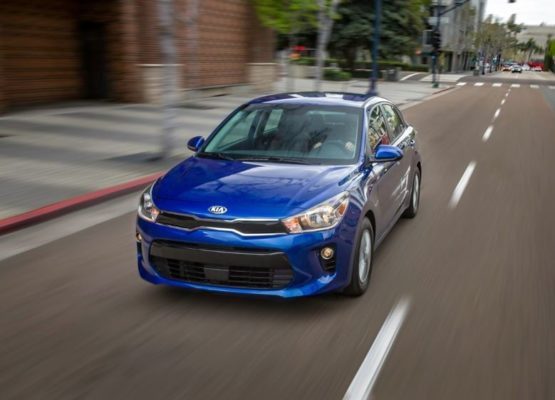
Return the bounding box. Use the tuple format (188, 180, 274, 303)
(366, 105, 389, 153)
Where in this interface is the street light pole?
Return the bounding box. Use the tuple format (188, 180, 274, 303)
(368, 0, 382, 96)
(432, 0, 441, 88)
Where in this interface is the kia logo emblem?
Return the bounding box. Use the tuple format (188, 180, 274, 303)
(208, 205, 227, 215)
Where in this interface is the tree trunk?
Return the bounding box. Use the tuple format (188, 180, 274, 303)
(314, 0, 340, 91)
(157, 0, 178, 159)
(286, 33, 297, 92)
(186, 0, 200, 90)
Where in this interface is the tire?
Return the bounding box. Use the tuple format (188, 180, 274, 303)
(403, 168, 421, 218)
(344, 219, 374, 296)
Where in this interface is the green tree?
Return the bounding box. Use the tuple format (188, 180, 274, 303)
(328, 0, 372, 71)
(251, 0, 317, 35)
(519, 38, 543, 62)
(474, 16, 511, 71)
(329, 0, 428, 71)
(251, 0, 318, 90)
(544, 34, 554, 72)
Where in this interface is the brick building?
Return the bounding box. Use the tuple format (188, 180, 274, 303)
(0, 0, 276, 113)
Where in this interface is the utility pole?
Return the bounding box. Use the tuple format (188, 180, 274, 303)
(368, 0, 382, 96)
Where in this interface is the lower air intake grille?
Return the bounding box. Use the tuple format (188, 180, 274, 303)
(149, 241, 293, 289)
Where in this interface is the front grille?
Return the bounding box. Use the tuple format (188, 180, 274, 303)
(156, 211, 287, 235)
(150, 240, 293, 289)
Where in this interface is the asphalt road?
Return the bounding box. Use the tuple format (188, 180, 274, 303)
(1, 82, 555, 400)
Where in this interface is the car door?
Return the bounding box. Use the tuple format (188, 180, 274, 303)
(365, 104, 405, 238)
(381, 103, 415, 210)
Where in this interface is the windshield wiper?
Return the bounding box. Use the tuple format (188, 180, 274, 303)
(197, 152, 236, 161)
(233, 156, 314, 165)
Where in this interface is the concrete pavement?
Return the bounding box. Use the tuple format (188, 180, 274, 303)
(0, 78, 449, 220)
(1, 83, 554, 399)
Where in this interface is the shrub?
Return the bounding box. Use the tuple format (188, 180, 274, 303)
(293, 57, 339, 67)
(324, 69, 352, 81)
(338, 59, 429, 72)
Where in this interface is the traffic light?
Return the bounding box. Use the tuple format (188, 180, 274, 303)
(431, 29, 441, 51)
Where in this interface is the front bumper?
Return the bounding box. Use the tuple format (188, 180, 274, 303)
(136, 212, 358, 298)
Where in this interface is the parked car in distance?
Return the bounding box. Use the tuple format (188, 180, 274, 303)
(511, 65, 523, 73)
(502, 64, 512, 71)
(136, 92, 422, 298)
(532, 66, 542, 71)
(521, 64, 531, 71)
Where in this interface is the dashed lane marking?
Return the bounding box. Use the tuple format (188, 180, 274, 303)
(456, 82, 467, 86)
(449, 161, 477, 209)
(474, 82, 484, 87)
(511, 84, 520, 88)
(530, 84, 540, 89)
(343, 298, 411, 400)
(492, 83, 502, 87)
(482, 125, 494, 142)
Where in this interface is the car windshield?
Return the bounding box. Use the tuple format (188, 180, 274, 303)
(199, 104, 363, 165)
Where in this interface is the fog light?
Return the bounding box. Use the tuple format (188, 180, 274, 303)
(136, 231, 142, 242)
(320, 247, 335, 260)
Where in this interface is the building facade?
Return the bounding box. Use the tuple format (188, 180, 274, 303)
(0, 0, 276, 113)
(427, 0, 486, 72)
(517, 24, 555, 62)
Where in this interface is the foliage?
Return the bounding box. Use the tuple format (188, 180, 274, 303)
(545, 37, 555, 72)
(518, 38, 543, 61)
(250, 0, 318, 35)
(292, 56, 338, 66)
(323, 68, 352, 81)
(473, 15, 514, 67)
(328, 0, 428, 71)
(327, 0, 373, 71)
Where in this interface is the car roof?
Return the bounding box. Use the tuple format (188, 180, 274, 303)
(247, 92, 389, 109)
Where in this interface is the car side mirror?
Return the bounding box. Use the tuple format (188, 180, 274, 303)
(187, 136, 205, 152)
(372, 144, 403, 162)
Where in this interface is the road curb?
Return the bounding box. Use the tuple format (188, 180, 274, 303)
(0, 172, 164, 236)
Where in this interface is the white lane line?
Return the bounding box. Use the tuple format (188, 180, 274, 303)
(456, 82, 467, 86)
(501, 98, 506, 105)
(492, 83, 502, 87)
(449, 162, 477, 209)
(482, 125, 494, 142)
(511, 84, 520, 88)
(530, 84, 539, 89)
(474, 82, 484, 87)
(343, 298, 411, 400)
(400, 72, 421, 81)
(493, 108, 501, 120)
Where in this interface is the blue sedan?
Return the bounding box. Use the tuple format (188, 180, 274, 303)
(136, 92, 421, 298)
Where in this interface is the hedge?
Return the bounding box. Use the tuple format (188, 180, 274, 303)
(323, 69, 352, 81)
(294, 57, 428, 72)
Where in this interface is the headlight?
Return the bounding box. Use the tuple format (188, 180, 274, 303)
(282, 192, 349, 234)
(138, 184, 160, 222)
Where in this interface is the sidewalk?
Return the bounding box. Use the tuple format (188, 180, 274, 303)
(0, 78, 450, 221)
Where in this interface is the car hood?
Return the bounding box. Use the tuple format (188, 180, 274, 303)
(152, 157, 359, 219)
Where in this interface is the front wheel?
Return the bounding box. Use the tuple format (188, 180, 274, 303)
(403, 168, 421, 218)
(344, 219, 374, 296)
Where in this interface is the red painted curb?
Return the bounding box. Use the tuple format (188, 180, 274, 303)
(0, 172, 164, 236)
